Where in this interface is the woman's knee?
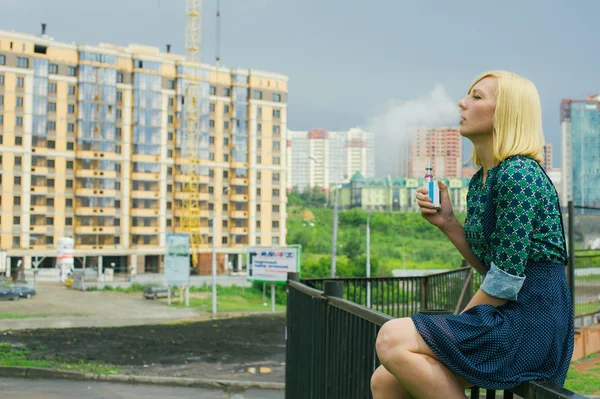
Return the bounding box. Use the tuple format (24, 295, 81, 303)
(375, 318, 414, 364)
(371, 366, 400, 395)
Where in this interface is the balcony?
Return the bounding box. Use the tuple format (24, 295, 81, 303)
(75, 169, 118, 179)
(230, 194, 249, 202)
(74, 207, 117, 216)
(132, 190, 161, 199)
(74, 226, 118, 235)
(131, 226, 160, 234)
(231, 177, 248, 186)
(77, 150, 120, 160)
(75, 188, 117, 197)
(131, 208, 161, 217)
(30, 186, 52, 195)
(132, 172, 160, 181)
(29, 225, 46, 234)
(174, 174, 209, 184)
(230, 227, 248, 235)
(29, 205, 50, 214)
(174, 192, 209, 201)
(231, 210, 249, 219)
(132, 154, 160, 163)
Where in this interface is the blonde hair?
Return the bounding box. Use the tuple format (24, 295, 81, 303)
(468, 71, 544, 167)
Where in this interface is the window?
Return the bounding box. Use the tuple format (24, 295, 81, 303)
(273, 172, 280, 181)
(14, 176, 21, 186)
(209, 153, 215, 161)
(273, 157, 280, 165)
(256, 155, 261, 164)
(48, 102, 57, 112)
(116, 109, 122, 119)
(209, 136, 215, 145)
(257, 188, 262, 196)
(272, 221, 280, 228)
(14, 196, 21, 206)
(223, 170, 229, 178)
(273, 126, 280, 134)
(273, 141, 280, 150)
(257, 204, 261, 212)
(168, 97, 174, 107)
(115, 200, 121, 208)
(168, 132, 174, 141)
(223, 88, 230, 97)
(0, 75, 3, 85)
(223, 203, 228, 211)
(67, 123, 75, 132)
(66, 217, 73, 226)
(0, 114, 3, 125)
(66, 198, 73, 207)
(224, 138, 229, 145)
(210, 103, 215, 112)
(168, 115, 174, 124)
(68, 104, 75, 113)
(256, 171, 261, 180)
(49, 63, 58, 74)
(46, 217, 54, 225)
(15, 136, 22, 146)
(47, 121, 56, 131)
(167, 201, 172, 210)
(0, 95, 3, 105)
(66, 180, 73, 188)
(272, 93, 282, 102)
(222, 237, 228, 244)
(272, 237, 280, 245)
(66, 142, 74, 150)
(46, 236, 53, 245)
(48, 140, 55, 149)
(273, 109, 281, 118)
(15, 156, 22, 166)
(209, 169, 215, 178)
(67, 66, 77, 76)
(254, 91, 263, 100)
(224, 154, 229, 161)
(208, 186, 214, 194)
(224, 121, 229, 129)
(256, 220, 261, 228)
(167, 149, 173, 158)
(257, 123, 262, 132)
(16, 57, 29, 68)
(273, 205, 280, 213)
(16, 77, 24, 87)
(66, 161, 73, 169)
(209, 86, 216, 95)
(224, 105, 229, 113)
(49, 83, 57, 93)
(168, 79, 176, 89)
(47, 159, 55, 168)
(208, 203, 214, 211)
(273, 189, 280, 196)
(47, 179, 55, 187)
(13, 237, 20, 247)
(256, 237, 261, 244)
(16, 116, 23, 126)
(117, 73, 124, 83)
(16, 97, 23, 107)
(257, 107, 262, 116)
(68, 85, 76, 95)
(209, 119, 215, 128)
(222, 220, 228, 227)
(0, 55, 4, 65)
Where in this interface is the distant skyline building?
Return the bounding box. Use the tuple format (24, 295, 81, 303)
(543, 143, 553, 170)
(407, 127, 462, 178)
(561, 95, 600, 207)
(286, 127, 375, 191)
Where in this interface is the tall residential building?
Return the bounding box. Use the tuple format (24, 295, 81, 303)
(0, 29, 288, 274)
(286, 127, 375, 191)
(561, 96, 600, 208)
(543, 143, 553, 170)
(408, 127, 462, 178)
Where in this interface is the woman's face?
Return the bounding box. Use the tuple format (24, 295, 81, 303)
(458, 77, 497, 138)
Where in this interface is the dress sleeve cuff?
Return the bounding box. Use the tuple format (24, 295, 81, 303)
(480, 262, 525, 301)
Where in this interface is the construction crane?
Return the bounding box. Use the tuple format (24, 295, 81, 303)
(178, 0, 204, 269)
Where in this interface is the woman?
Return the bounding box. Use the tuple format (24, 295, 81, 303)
(371, 71, 573, 399)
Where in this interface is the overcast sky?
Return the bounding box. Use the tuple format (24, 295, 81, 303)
(1, 0, 598, 173)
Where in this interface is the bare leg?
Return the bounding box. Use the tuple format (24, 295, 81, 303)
(371, 365, 415, 399)
(376, 318, 470, 399)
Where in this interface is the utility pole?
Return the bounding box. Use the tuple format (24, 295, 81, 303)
(366, 213, 371, 307)
(330, 185, 339, 278)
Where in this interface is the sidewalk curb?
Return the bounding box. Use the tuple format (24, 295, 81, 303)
(0, 366, 285, 391)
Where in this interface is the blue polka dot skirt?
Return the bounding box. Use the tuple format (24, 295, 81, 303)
(411, 262, 574, 390)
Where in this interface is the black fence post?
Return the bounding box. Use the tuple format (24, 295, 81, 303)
(420, 277, 429, 312)
(567, 200, 575, 315)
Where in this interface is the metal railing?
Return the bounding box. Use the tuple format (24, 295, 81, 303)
(301, 267, 473, 317)
(286, 274, 588, 399)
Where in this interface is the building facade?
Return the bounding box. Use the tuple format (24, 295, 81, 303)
(543, 143, 553, 170)
(0, 29, 288, 275)
(561, 96, 600, 208)
(407, 127, 462, 178)
(336, 171, 470, 213)
(286, 127, 375, 191)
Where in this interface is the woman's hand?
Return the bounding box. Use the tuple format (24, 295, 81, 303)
(416, 180, 457, 232)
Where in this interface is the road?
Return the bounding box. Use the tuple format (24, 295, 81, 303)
(0, 378, 284, 399)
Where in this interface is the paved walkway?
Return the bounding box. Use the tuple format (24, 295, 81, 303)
(0, 377, 284, 399)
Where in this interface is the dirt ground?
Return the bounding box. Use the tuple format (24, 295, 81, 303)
(0, 315, 287, 383)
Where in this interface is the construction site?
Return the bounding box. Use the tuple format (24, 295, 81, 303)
(0, 0, 289, 280)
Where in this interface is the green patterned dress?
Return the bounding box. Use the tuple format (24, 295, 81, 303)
(412, 156, 574, 390)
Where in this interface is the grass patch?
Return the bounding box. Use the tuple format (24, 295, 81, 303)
(565, 359, 600, 396)
(575, 301, 600, 316)
(170, 285, 285, 313)
(0, 343, 119, 375)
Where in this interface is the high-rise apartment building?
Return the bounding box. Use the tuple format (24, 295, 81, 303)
(543, 143, 553, 170)
(286, 127, 375, 191)
(407, 127, 462, 178)
(0, 29, 288, 274)
(561, 96, 600, 208)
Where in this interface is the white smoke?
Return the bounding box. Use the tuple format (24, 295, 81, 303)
(365, 84, 460, 177)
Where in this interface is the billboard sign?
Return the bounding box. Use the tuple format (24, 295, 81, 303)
(247, 246, 301, 283)
(165, 234, 190, 286)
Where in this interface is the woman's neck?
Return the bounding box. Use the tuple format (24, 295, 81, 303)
(472, 134, 495, 181)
